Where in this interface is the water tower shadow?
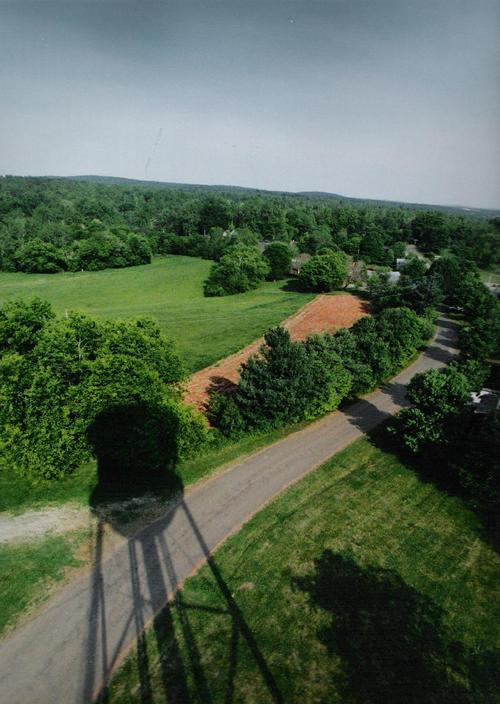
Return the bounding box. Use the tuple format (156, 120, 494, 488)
(83, 402, 282, 704)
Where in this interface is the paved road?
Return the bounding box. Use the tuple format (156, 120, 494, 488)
(0, 316, 457, 704)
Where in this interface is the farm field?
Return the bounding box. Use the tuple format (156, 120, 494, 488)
(0, 256, 314, 371)
(186, 294, 368, 409)
(104, 435, 500, 704)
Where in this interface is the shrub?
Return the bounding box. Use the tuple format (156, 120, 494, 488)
(15, 239, 67, 273)
(298, 252, 347, 292)
(232, 327, 351, 429)
(204, 244, 270, 296)
(207, 392, 246, 437)
(263, 241, 293, 280)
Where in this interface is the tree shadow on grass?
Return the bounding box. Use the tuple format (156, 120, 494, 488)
(85, 401, 187, 703)
(295, 551, 497, 704)
(279, 277, 304, 292)
(366, 422, 499, 552)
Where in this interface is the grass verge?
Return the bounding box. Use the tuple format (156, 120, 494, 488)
(103, 436, 500, 704)
(0, 531, 86, 637)
(0, 423, 308, 515)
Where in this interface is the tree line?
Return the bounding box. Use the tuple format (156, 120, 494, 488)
(1, 176, 498, 275)
(390, 259, 500, 507)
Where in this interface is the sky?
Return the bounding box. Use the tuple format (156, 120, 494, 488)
(1, 0, 499, 208)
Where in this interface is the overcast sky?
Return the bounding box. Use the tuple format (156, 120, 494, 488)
(1, 1, 499, 207)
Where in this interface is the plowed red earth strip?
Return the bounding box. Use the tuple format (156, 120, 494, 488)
(185, 294, 369, 411)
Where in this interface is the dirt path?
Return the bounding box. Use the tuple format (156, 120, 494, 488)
(185, 294, 369, 410)
(0, 316, 457, 704)
(0, 506, 90, 544)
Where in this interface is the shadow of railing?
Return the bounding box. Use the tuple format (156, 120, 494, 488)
(85, 499, 283, 704)
(84, 495, 282, 703)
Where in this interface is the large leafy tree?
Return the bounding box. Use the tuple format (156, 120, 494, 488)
(394, 365, 473, 454)
(411, 211, 449, 253)
(298, 252, 347, 292)
(204, 244, 270, 296)
(459, 304, 500, 361)
(427, 255, 477, 304)
(198, 195, 233, 232)
(0, 299, 206, 482)
(263, 241, 293, 280)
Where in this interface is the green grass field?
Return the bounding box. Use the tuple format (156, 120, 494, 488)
(0, 256, 313, 371)
(0, 531, 85, 637)
(104, 436, 500, 704)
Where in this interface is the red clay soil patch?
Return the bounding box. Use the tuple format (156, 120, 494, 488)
(185, 294, 369, 412)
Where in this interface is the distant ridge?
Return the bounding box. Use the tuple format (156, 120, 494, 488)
(16, 174, 500, 217)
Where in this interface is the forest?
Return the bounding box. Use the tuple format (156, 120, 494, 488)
(0, 176, 498, 274)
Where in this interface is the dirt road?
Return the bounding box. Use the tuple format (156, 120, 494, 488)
(0, 316, 457, 704)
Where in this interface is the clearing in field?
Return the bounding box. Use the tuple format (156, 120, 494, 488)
(0, 256, 314, 371)
(185, 294, 369, 410)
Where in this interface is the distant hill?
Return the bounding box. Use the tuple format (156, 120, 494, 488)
(57, 174, 499, 218)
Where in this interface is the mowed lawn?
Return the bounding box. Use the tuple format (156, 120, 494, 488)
(0, 256, 313, 371)
(104, 437, 500, 704)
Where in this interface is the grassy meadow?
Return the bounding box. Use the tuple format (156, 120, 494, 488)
(104, 436, 500, 704)
(0, 256, 313, 371)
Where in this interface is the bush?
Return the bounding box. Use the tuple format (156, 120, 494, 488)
(298, 252, 347, 292)
(15, 239, 67, 273)
(207, 392, 246, 438)
(204, 244, 270, 296)
(69, 228, 152, 272)
(263, 241, 293, 280)
(0, 299, 206, 483)
(230, 327, 351, 429)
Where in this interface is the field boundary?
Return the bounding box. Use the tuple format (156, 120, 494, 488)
(185, 293, 369, 409)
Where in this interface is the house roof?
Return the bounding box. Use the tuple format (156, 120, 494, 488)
(470, 388, 500, 414)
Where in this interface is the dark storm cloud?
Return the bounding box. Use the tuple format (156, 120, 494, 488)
(1, 0, 499, 207)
